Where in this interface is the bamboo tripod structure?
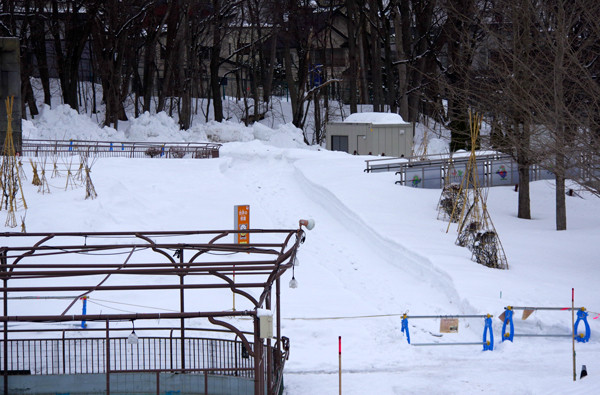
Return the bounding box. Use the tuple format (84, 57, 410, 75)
(437, 155, 464, 223)
(446, 111, 508, 269)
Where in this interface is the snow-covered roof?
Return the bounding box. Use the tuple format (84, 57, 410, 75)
(343, 112, 408, 125)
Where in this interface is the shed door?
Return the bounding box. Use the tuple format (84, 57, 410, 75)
(357, 135, 366, 155)
(331, 135, 349, 153)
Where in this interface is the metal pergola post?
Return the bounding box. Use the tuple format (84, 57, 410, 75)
(179, 249, 185, 372)
(254, 316, 263, 395)
(2, 248, 7, 395)
(106, 319, 110, 395)
(266, 294, 273, 395)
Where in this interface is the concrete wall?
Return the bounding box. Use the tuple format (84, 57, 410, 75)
(326, 122, 413, 157)
(1, 372, 254, 395)
(0, 37, 22, 154)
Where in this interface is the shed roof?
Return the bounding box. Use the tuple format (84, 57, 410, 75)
(343, 112, 408, 125)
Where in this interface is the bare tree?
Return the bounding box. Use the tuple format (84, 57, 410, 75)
(139, 1, 172, 114)
(440, 0, 486, 151)
(530, 0, 600, 229)
(156, 1, 185, 115)
(464, 0, 600, 226)
(280, 1, 315, 129)
(90, 0, 149, 127)
(209, 0, 240, 123)
(470, 0, 547, 220)
(345, 0, 361, 113)
(49, 0, 95, 112)
(30, 0, 51, 106)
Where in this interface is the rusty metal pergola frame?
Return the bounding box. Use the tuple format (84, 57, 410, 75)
(0, 226, 307, 395)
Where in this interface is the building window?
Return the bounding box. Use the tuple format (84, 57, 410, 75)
(331, 135, 349, 153)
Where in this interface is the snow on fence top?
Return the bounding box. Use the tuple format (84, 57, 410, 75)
(343, 112, 408, 125)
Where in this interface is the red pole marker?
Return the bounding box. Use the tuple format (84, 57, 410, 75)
(572, 288, 576, 382)
(338, 336, 342, 395)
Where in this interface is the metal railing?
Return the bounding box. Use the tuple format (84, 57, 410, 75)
(1, 336, 254, 377)
(366, 153, 552, 188)
(20, 139, 222, 159)
(366, 152, 600, 190)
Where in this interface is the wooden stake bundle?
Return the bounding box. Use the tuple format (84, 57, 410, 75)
(75, 162, 84, 183)
(83, 155, 98, 200)
(64, 158, 78, 190)
(1, 96, 27, 228)
(30, 159, 41, 186)
(38, 159, 51, 194)
(51, 156, 61, 178)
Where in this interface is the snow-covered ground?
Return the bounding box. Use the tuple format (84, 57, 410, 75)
(5, 102, 600, 394)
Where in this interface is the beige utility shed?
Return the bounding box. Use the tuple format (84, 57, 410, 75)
(326, 112, 413, 157)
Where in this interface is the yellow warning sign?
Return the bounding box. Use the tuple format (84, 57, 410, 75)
(234, 205, 250, 244)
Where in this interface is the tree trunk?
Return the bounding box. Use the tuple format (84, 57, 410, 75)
(179, 9, 191, 130)
(553, 1, 567, 231)
(381, 0, 395, 113)
(157, 6, 181, 113)
(31, 12, 51, 106)
(210, 44, 223, 122)
(50, 0, 91, 112)
(368, 0, 383, 112)
(516, 122, 531, 219)
(517, 163, 531, 219)
(358, 30, 369, 104)
(284, 45, 301, 126)
(262, 32, 278, 107)
(346, 0, 359, 113)
(250, 35, 261, 120)
(22, 77, 38, 118)
(142, 42, 156, 113)
(555, 152, 567, 230)
(394, 3, 409, 119)
(314, 93, 321, 145)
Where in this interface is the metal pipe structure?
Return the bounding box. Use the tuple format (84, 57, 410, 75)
(4, 326, 254, 335)
(405, 314, 491, 319)
(0, 310, 256, 323)
(514, 334, 572, 337)
(507, 306, 584, 311)
(0, 283, 268, 292)
(412, 342, 487, 346)
(1, 228, 307, 395)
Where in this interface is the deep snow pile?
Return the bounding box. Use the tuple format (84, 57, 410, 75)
(8, 104, 600, 394)
(23, 104, 310, 151)
(23, 104, 122, 141)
